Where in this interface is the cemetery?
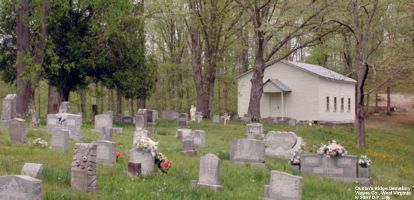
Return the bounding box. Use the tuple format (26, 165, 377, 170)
(0, 0, 413, 199)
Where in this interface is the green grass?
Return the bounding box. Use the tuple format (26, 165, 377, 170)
(0, 119, 413, 200)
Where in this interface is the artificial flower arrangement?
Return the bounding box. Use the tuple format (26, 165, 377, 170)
(358, 155, 372, 168)
(317, 140, 347, 158)
(134, 136, 172, 174)
(115, 151, 121, 162)
(32, 138, 48, 148)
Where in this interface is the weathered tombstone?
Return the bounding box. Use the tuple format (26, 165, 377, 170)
(127, 162, 141, 177)
(152, 110, 158, 123)
(358, 166, 370, 179)
(246, 123, 264, 139)
(51, 129, 69, 152)
(59, 101, 70, 113)
(212, 115, 220, 123)
(94, 114, 112, 130)
(9, 118, 27, 144)
(300, 154, 357, 178)
(0, 94, 17, 125)
(265, 131, 302, 159)
(100, 127, 114, 141)
(94, 140, 116, 165)
(190, 154, 223, 191)
(264, 170, 303, 200)
(71, 143, 97, 192)
(122, 116, 134, 124)
(182, 136, 197, 156)
(135, 109, 147, 129)
(178, 113, 188, 128)
(146, 110, 154, 126)
(21, 163, 44, 179)
(288, 119, 297, 126)
(192, 130, 206, 147)
(47, 113, 83, 141)
(0, 175, 42, 200)
(129, 149, 155, 176)
(195, 112, 203, 123)
(190, 105, 196, 121)
(161, 110, 179, 120)
(242, 114, 252, 124)
(176, 128, 192, 139)
(230, 139, 265, 166)
(113, 115, 123, 123)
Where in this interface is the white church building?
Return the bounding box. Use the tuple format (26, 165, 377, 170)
(237, 60, 356, 123)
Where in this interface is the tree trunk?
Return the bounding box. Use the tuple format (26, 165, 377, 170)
(189, 0, 206, 118)
(375, 93, 379, 113)
(110, 89, 115, 111)
(247, 8, 266, 119)
(80, 89, 86, 115)
(15, 0, 33, 116)
(130, 99, 135, 116)
(386, 86, 391, 115)
(355, 60, 369, 149)
(47, 85, 62, 114)
(116, 91, 122, 115)
(100, 84, 104, 113)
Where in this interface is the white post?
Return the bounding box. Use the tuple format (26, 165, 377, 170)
(281, 92, 284, 120)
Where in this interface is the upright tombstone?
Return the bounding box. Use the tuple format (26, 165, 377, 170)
(59, 101, 70, 113)
(122, 116, 134, 124)
(0, 94, 17, 125)
(176, 128, 192, 139)
(94, 114, 112, 130)
(264, 170, 303, 200)
(246, 123, 264, 139)
(178, 113, 188, 128)
(212, 115, 220, 123)
(195, 112, 203, 123)
(94, 140, 116, 165)
(51, 129, 69, 152)
(190, 154, 224, 191)
(242, 114, 252, 124)
(161, 110, 179, 120)
(152, 110, 158, 123)
(0, 175, 42, 200)
(146, 110, 155, 126)
(190, 105, 196, 121)
(192, 130, 206, 147)
(129, 150, 155, 176)
(265, 131, 302, 159)
(182, 136, 197, 156)
(135, 109, 147, 129)
(21, 163, 44, 179)
(100, 127, 114, 141)
(71, 143, 97, 192)
(231, 139, 265, 166)
(9, 118, 27, 144)
(47, 113, 83, 141)
(300, 154, 372, 185)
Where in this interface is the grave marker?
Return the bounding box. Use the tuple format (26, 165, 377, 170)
(190, 154, 224, 191)
(51, 129, 69, 152)
(9, 118, 27, 144)
(71, 143, 97, 192)
(264, 170, 302, 200)
(231, 139, 265, 166)
(21, 163, 44, 179)
(0, 175, 42, 200)
(95, 140, 116, 165)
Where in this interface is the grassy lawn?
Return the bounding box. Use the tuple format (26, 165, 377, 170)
(0, 118, 413, 200)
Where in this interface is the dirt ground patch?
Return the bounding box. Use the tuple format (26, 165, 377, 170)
(366, 94, 414, 128)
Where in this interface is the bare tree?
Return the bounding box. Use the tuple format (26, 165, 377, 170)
(236, 0, 338, 118)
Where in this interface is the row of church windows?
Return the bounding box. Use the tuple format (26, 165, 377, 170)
(326, 96, 351, 112)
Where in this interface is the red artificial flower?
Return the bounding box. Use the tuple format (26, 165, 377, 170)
(115, 151, 121, 158)
(160, 160, 172, 169)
